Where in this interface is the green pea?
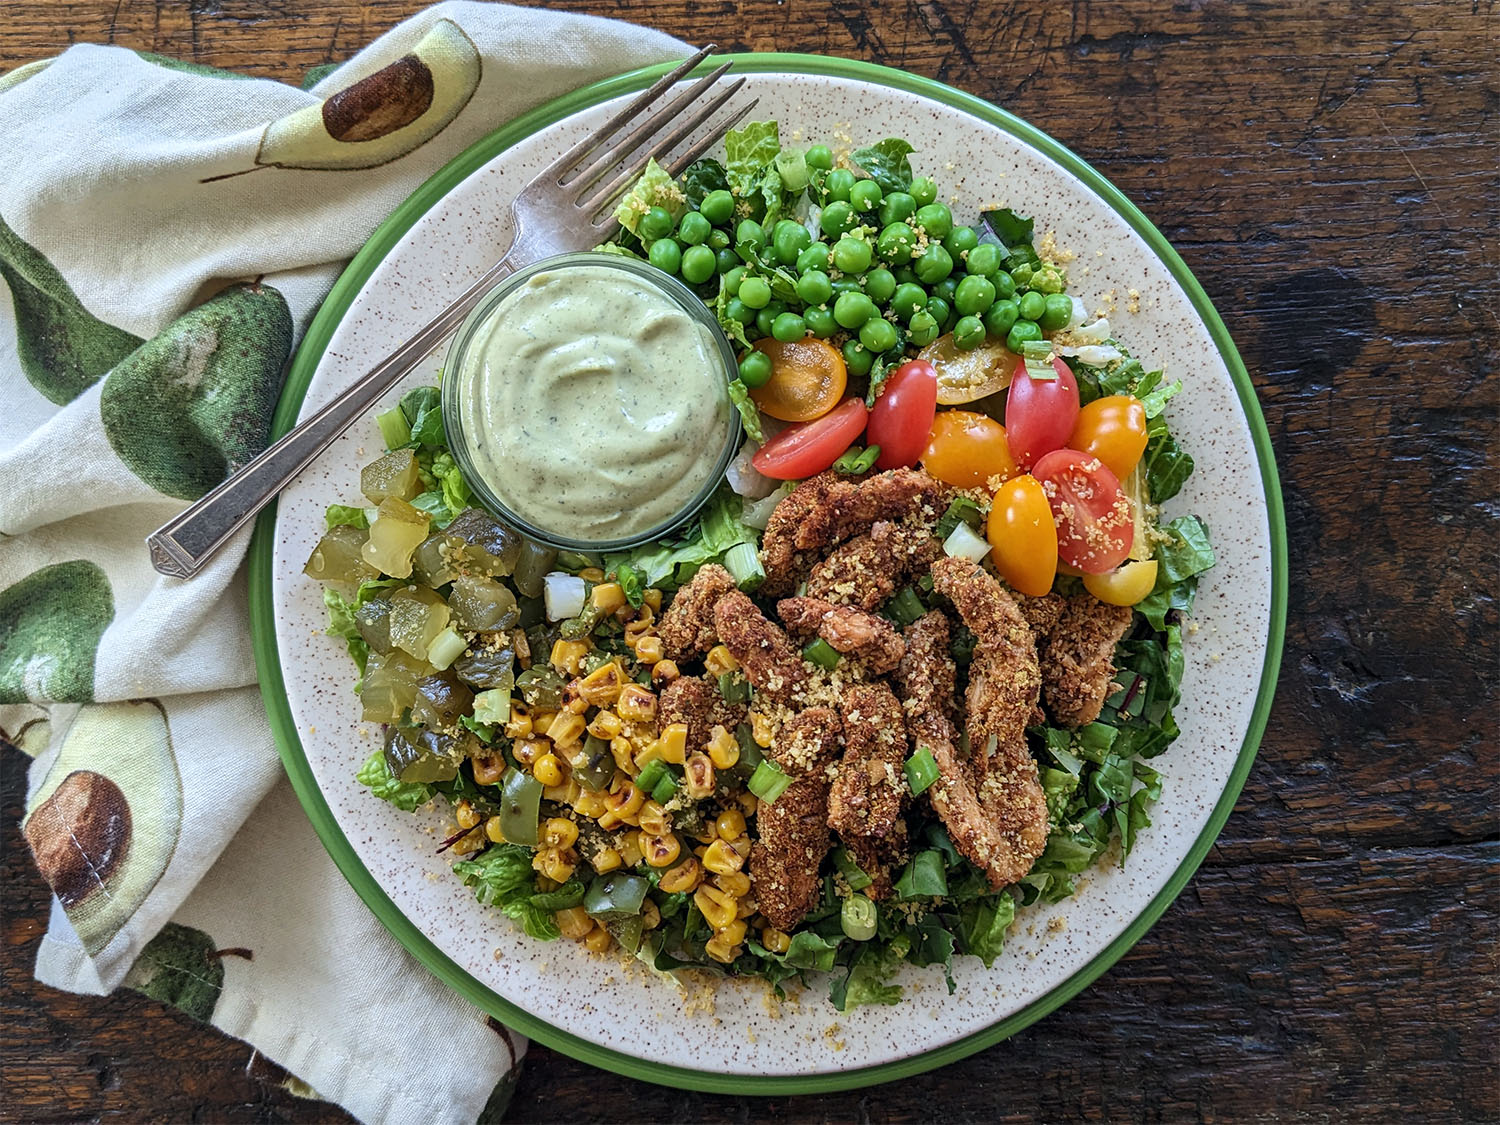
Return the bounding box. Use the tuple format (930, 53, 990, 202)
(850, 179, 883, 212)
(820, 201, 857, 239)
(859, 316, 899, 353)
(715, 248, 740, 274)
(833, 291, 876, 330)
(878, 191, 916, 227)
(723, 266, 747, 296)
(1033, 265, 1066, 294)
(876, 222, 916, 265)
(932, 275, 959, 304)
(1017, 290, 1046, 322)
(648, 238, 682, 274)
(804, 305, 838, 338)
(983, 298, 1019, 338)
(842, 339, 875, 377)
(925, 295, 952, 329)
(640, 206, 674, 241)
(826, 168, 856, 202)
(830, 277, 862, 299)
(806, 145, 834, 171)
(771, 312, 808, 342)
(955, 274, 997, 316)
(891, 282, 928, 320)
(738, 350, 773, 388)
(736, 219, 765, 253)
(953, 315, 986, 350)
(833, 236, 873, 274)
(738, 276, 771, 309)
(914, 243, 954, 285)
(725, 297, 754, 324)
(755, 308, 777, 339)
(914, 202, 952, 241)
(700, 190, 735, 226)
(943, 225, 979, 257)
(796, 270, 833, 305)
(910, 176, 937, 206)
(1040, 292, 1074, 332)
(965, 243, 1002, 277)
(907, 308, 940, 347)
(678, 211, 711, 246)
(797, 242, 831, 274)
(707, 228, 731, 250)
(992, 269, 1017, 300)
(1006, 319, 1043, 353)
(773, 220, 811, 266)
(681, 244, 716, 284)
(1010, 262, 1034, 287)
(893, 265, 920, 287)
(863, 268, 896, 304)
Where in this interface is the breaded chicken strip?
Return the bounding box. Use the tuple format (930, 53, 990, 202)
(804, 520, 942, 611)
(776, 596, 906, 674)
(1041, 594, 1134, 728)
(759, 472, 850, 597)
(658, 675, 746, 756)
(828, 683, 907, 841)
(712, 590, 808, 706)
(794, 467, 950, 555)
(657, 563, 736, 661)
(895, 610, 960, 738)
(1019, 592, 1066, 641)
(765, 705, 843, 778)
(751, 777, 831, 931)
(841, 824, 908, 902)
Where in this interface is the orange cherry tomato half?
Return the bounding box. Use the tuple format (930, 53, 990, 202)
(1005, 356, 1080, 469)
(986, 474, 1058, 597)
(921, 411, 1019, 491)
(751, 397, 869, 480)
(1032, 448, 1135, 574)
(749, 338, 847, 421)
(1068, 395, 1149, 481)
(868, 361, 938, 470)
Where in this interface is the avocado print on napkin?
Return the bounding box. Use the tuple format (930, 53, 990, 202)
(0, 560, 113, 704)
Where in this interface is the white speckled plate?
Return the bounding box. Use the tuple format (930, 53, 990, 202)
(249, 55, 1286, 1093)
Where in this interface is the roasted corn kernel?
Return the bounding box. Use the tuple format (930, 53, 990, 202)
(620, 830, 646, 867)
(550, 638, 591, 676)
(637, 800, 671, 837)
(694, 885, 737, 931)
(660, 723, 688, 765)
(736, 894, 758, 919)
(609, 735, 634, 774)
(684, 752, 715, 799)
(504, 708, 533, 740)
(598, 780, 645, 829)
(641, 899, 661, 930)
(703, 838, 745, 875)
(749, 711, 775, 748)
(591, 581, 625, 612)
(658, 857, 702, 894)
(555, 906, 593, 940)
(534, 846, 576, 883)
(455, 800, 480, 830)
(650, 659, 680, 685)
(532, 752, 564, 788)
(450, 830, 485, 856)
(642, 832, 682, 868)
(715, 871, 752, 899)
(715, 809, 747, 841)
(484, 816, 506, 843)
(617, 684, 657, 723)
(737, 792, 759, 817)
(512, 738, 542, 766)
(543, 817, 579, 850)
(578, 663, 625, 707)
(634, 635, 664, 664)
(761, 926, 792, 954)
(573, 790, 608, 818)
(728, 835, 753, 861)
(584, 925, 614, 954)
(592, 846, 623, 873)
(706, 726, 740, 770)
(624, 618, 654, 646)
(704, 934, 739, 964)
(547, 710, 587, 749)
(718, 918, 748, 946)
(588, 709, 624, 739)
(705, 645, 740, 676)
(472, 754, 506, 786)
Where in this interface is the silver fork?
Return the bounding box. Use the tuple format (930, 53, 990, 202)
(146, 46, 756, 579)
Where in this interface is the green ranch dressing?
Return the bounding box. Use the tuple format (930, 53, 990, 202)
(458, 265, 730, 542)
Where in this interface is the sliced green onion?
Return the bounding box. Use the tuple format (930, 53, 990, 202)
(887, 587, 926, 628)
(748, 759, 792, 804)
(833, 444, 882, 474)
(718, 672, 751, 704)
(1022, 339, 1057, 380)
(376, 407, 411, 450)
(734, 723, 764, 771)
(904, 746, 940, 796)
(724, 541, 765, 590)
(802, 637, 841, 670)
(634, 758, 670, 796)
(425, 626, 468, 672)
(942, 520, 991, 563)
(471, 687, 512, 727)
(933, 495, 984, 540)
(650, 772, 678, 806)
(840, 893, 878, 941)
(499, 768, 542, 846)
(833, 846, 873, 891)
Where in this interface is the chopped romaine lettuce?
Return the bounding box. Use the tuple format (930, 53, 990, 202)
(850, 137, 914, 192)
(613, 157, 687, 235)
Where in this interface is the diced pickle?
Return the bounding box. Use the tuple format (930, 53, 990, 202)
(445, 508, 523, 576)
(361, 448, 422, 504)
(412, 534, 459, 588)
(511, 538, 556, 598)
(515, 666, 565, 709)
(410, 673, 474, 729)
(360, 649, 433, 724)
(362, 497, 430, 578)
(354, 596, 393, 655)
(388, 585, 450, 660)
(384, 725, 462, 783)
(452, 646, 515, 690)
(303, 525, 379, 584)
(449, 575, 520, 632)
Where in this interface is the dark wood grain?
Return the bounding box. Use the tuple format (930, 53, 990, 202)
(3, 1, 1496, 1122)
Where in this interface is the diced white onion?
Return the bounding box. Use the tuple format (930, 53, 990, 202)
(742, 483, 794, 530)
(543, 572, 586, 621)
(1077, 344, 1123, 366)
(942, 521, 992, 563)
(725, 438, 780, 499)
(1065, 296, 1089, 331)
(1075, 317, 1112, 344)
(364, 507, 380, 526)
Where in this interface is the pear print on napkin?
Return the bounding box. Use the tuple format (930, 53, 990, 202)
(99, 281, 293, 500)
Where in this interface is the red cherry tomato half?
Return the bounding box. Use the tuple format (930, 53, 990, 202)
(867, 361, 939, 470)
(751, 397, 870, 480)
(1032, 447, 1135, 573)
(1005, 356, 1080, 469)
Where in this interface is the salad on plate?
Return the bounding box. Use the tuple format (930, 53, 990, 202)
(301, 121, 1216, 1011)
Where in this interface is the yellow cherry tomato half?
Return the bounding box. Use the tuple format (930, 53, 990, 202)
(1082, 559, 1160, 606)
(986, 474, 1058, 597)
(922, 410, 1019, 490)
(749, 337, 847, 421)
(1068, 395, 1149, 481)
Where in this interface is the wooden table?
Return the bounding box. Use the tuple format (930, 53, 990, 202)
(3, 2, 1496, 1121)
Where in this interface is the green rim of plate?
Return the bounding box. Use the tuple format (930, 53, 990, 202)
(249, 51, 1287, 1095)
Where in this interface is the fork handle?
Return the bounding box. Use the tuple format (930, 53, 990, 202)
(146, 252, 521, 579)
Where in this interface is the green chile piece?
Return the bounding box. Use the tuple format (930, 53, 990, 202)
(500, 769, 542, 846)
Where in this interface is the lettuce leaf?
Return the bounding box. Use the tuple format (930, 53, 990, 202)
(850, 138, 914, 192)
(357, 750, 434, 812)
(1142, 433, 1194, 503)
(681, 157, 728, 207)
(1136, 515, 1217, 630)
(325, 504, 368, 530)
(602, 483, 761, 590)
(724, 120, 781, 200)
(958, 892, 1016, 968)
(613, 157, 687, 236)
(322, 588, 369, 674)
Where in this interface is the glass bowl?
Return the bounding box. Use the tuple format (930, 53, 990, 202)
(441, 251, 741, 552)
